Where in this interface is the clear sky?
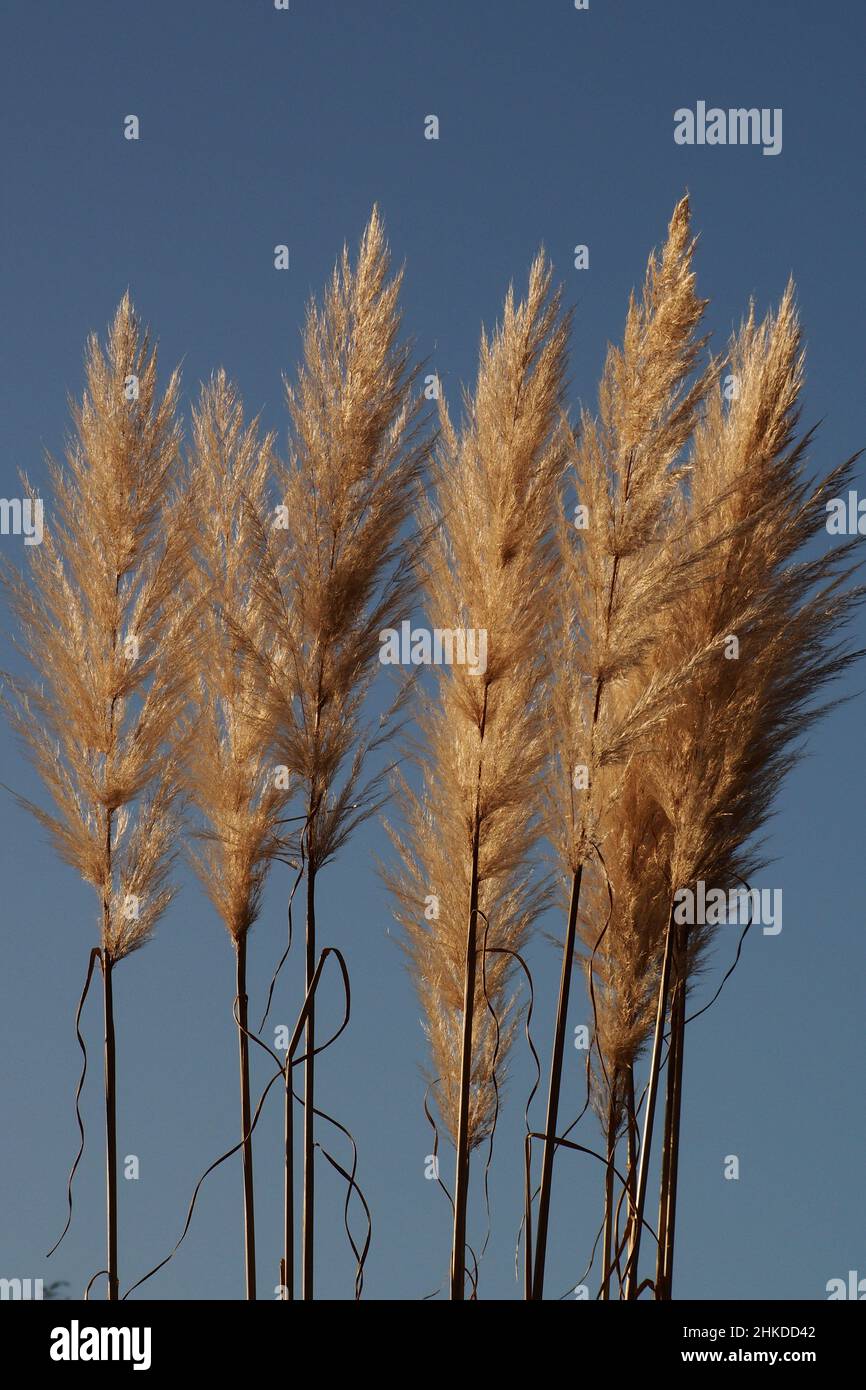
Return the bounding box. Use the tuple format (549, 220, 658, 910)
(1, 0, 863, 1301)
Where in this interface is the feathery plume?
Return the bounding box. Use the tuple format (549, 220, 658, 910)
(249, 208, 430, 1298)
(0, 296, 189, 1299)
(533, 197, 717, 1298)
(624, 285, 864, 1298)
(386, 252, 569, 1297)
(183, 370, 286, 1299)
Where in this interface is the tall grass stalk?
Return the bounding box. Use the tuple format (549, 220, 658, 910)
(386, 254, 568, 1297)
(183, 371, 285, 1300)
(0, 297, 190, 1299)
(248, 209, 429, 1298)
(655, 931, 685, 1298)
(625, 285, 864, 1298)
(535, 198, 714, 1298)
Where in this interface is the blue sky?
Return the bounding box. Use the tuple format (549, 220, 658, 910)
(0, 0, 863, 1300)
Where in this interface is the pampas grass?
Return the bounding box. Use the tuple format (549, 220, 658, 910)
(245, 208, 430, 1297)
(385, 252, 569, 1298)
(549, 235, 863, 1303)
(0, 202, 859, 1305)
(623, 285, 865, 1298)
(182, 370, 287, 1299)
(533, 197, 717, 1298)
(0, 296, 190, 1298)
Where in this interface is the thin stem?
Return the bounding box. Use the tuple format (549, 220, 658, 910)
(283, 1055, 294, 1300)
(102, 950, 118, 1302)
(600, 1081, 618, 1300)
(531, 862, 583, 1299)
(302, 861, 316, 1300)
(655, 995, 678, 1297)
(523, 1135, 534, 1300)
(236, 935, 257, 1300)
(451, 686, 489, 1301)
(659, 938, 687, 1298)
(623, 905, 676, 1299)
(624, 1061, 638, 1291)
(450, 813, 482, 1300)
